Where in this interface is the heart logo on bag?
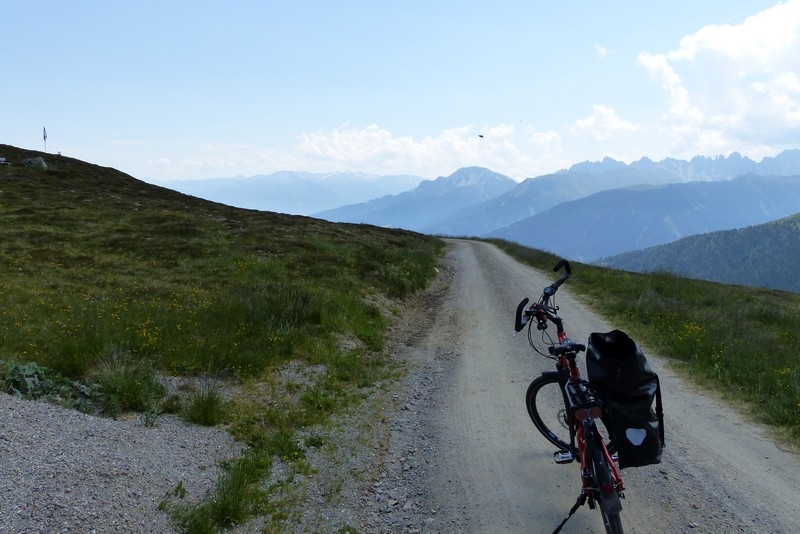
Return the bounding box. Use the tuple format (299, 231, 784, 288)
(625, 428, 647, 446)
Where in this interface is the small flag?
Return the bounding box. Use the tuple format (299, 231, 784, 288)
(43, 127, 47, 141)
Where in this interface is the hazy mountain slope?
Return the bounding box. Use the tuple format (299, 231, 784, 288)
(424, 150, 800, 236)
(314, 167, 517, 231)
(598, 213, 800, 293)
(153, 171, 423, 215)
(151, 150, 800, 227)
(422, 167, 685, 236)
(487, 174, 800, 261)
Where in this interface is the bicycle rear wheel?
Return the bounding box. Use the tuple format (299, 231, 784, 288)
(586, 422, 624, 534)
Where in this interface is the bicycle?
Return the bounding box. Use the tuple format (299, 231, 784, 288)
(514, 260, 625, 534)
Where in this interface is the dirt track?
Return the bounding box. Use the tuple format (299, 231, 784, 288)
(382, 239, 800, 533)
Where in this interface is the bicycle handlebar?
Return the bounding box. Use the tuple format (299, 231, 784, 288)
(514, 259, 571, 333)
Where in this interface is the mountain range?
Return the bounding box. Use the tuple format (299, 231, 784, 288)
(315, 167, 518, 232)
(313, 150, 800, 259)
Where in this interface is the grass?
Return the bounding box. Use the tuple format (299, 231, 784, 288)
(94, 349, 165, 418)
(183, 381, 228, 426)
(159, 455, 270, 533)
(0, 144, 443, 531)
(0, 147, 441, 383)
(491, 239, 800, 445)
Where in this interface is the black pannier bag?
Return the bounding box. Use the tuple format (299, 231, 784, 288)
(586, 330, 664, 469)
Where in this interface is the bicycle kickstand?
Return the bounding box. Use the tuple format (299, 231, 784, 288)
(551, 493, 587, 534)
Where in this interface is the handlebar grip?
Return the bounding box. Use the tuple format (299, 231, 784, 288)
(549, 259, 571, 291)
(514, 297, 530, 332)
(553, 259, 571, 276)
(548, 342, 586, 356)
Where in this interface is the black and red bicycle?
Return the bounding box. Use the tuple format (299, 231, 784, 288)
(515, 260, 627, 534)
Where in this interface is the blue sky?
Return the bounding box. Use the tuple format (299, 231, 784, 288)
(3, 1, 798, 182)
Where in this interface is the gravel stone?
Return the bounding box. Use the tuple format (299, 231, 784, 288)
(0, 394, 241, 533)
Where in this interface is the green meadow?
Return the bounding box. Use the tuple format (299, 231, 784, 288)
(0, 145, 442, 530)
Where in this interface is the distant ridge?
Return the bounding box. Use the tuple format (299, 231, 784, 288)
(598, 213, 800, 294)
(152, 150, 800, 231)
(314, 167, 517, 232)
(567, 150, 800, 179)
(325, 150, 800, 238)
(487, 174, 800, 261)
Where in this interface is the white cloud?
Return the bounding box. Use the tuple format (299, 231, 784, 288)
(528, 129, 560, 144)
(595, 44, 608, 59)
(751, 71, 800, 123)
(638, 52, 696, 120)
(297, 124, 470, 173)
(148, 156, 172, 168)
(639, 0, 800, 158)
(294, 123, 559, 180)
(668, 1, 800, 64)
(571, 105, 639, 141)
(135, 124, 572, 182)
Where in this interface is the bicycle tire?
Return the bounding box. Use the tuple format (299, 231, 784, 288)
(586, 422, 624, 534)
(526, 374, 617, 455)
(526, 374, 572, 451)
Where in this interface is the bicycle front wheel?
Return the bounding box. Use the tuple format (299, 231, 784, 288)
(526, 374, 617, 454)
(526, 373, 571, 451)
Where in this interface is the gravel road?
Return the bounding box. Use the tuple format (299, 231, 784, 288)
(2, 239, 799, 533)
(354, 240, 800, 533)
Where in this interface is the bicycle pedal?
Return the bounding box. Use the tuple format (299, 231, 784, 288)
(553, 450, 574, 464)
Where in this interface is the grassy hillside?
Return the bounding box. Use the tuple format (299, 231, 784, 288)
(492, 239, 800, 447)
(599, 213, 800, 293)
(0, 144, 443, 530)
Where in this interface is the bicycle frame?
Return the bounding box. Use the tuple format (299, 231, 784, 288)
(551, 350, 625, 507)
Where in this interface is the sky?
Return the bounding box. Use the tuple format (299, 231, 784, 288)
(3, 1, 799, 183)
